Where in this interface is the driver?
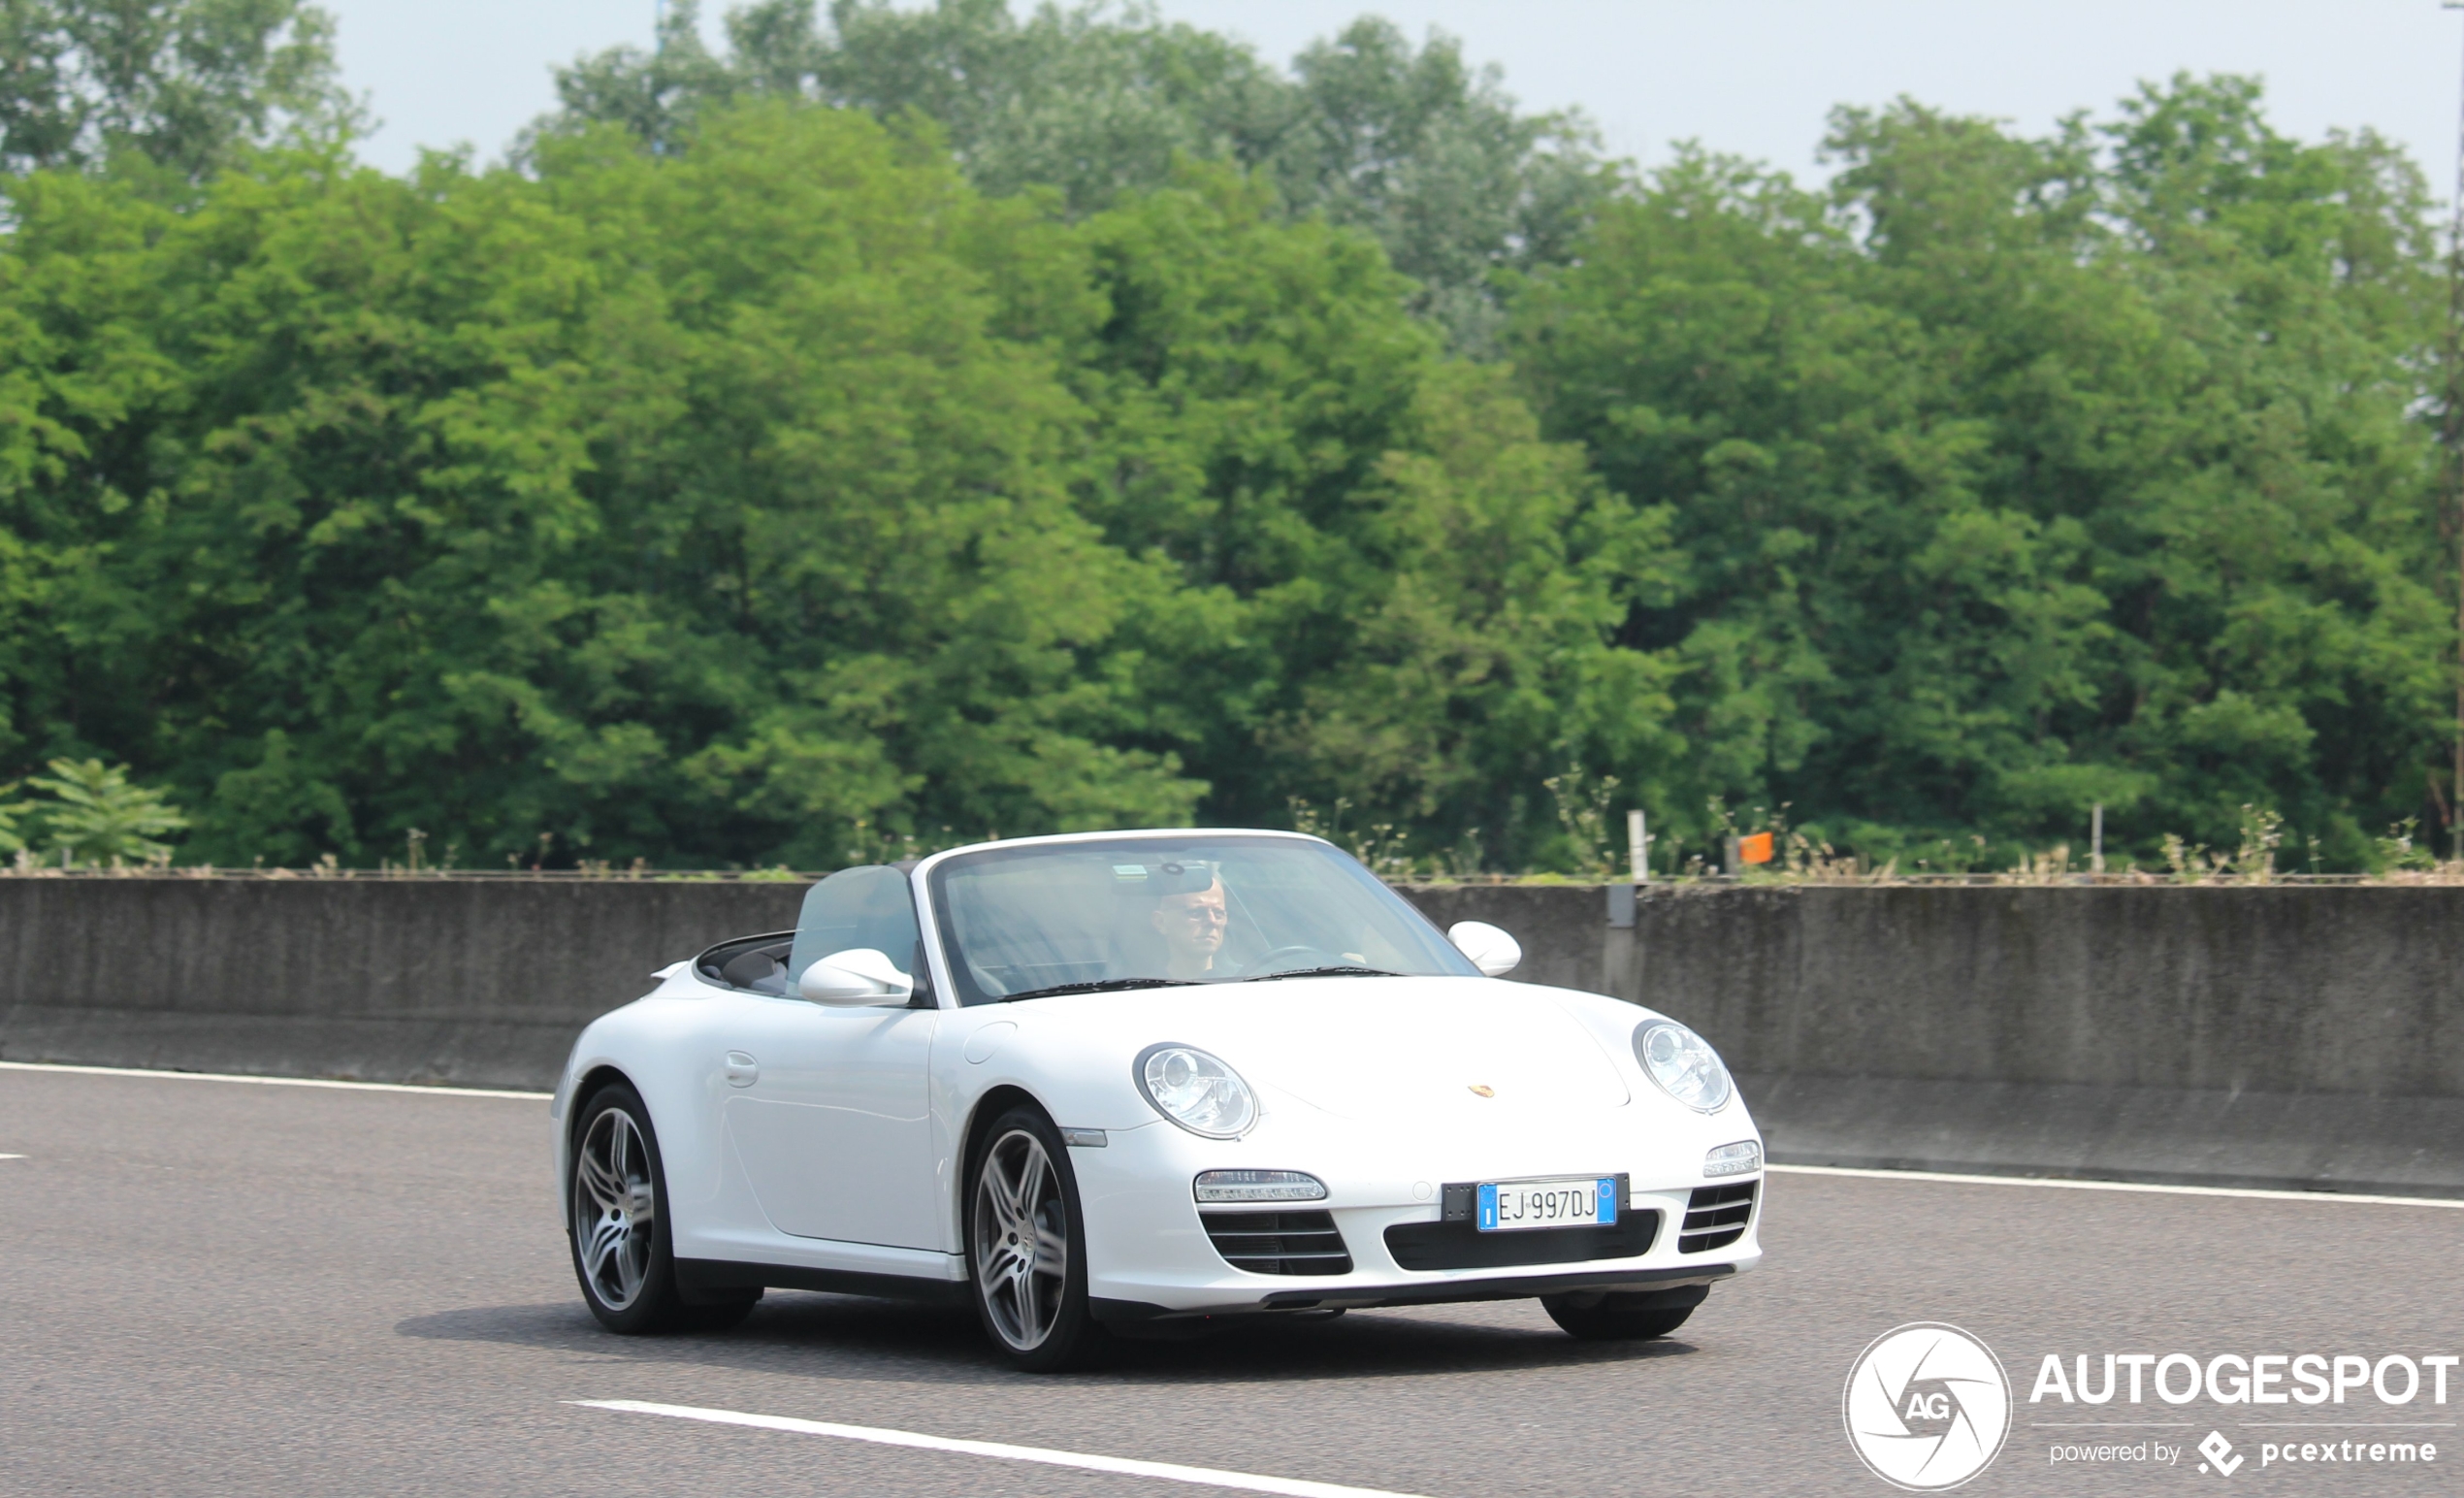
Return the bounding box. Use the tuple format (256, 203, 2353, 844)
(1151, 873, 1230, 979)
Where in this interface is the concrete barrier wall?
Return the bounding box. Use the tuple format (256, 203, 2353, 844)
(1404, 884, 2464, 1196)
(4, 877, 2459, 1194)
(0, 879, 801, 1091)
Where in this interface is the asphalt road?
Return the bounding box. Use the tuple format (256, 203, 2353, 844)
(3, 1064, 2458, 1497)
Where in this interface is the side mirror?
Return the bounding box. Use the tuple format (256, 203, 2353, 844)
(797, 947, 915, 1006)
(1447, 920, 1521, 978)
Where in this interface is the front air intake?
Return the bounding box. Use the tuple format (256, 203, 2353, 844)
(1679, 1181, 1756, 1253)
(1201, 1210, 1353, 1275)
(1383, 1210, 1659, 1271)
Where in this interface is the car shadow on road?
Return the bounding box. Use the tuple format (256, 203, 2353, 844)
(396, 1292, 1700, 1387)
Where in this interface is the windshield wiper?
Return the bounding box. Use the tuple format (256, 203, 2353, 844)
(993, 977, 1203, 1003)
(1244, 965, 1399, 982)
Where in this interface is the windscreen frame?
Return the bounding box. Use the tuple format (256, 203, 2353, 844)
(923, 832, 1479, 1006)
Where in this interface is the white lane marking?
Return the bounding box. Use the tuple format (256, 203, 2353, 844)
(1769, 1162, 2464, 1209)
(571, 1400, 1435, 1498)
(0, 1154, 22, 1160)
(0, 1060, 549, 1101)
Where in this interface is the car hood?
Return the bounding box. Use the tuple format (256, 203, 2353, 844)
(1045, 975, 1634, 1122)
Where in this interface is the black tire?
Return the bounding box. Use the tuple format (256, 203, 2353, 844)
(965, 1106, 1106, 1372)
(1540, 1285, 1707, 1341)
(567, 1082, 752, 1335)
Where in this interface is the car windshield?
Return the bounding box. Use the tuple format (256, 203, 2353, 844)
(927, 835, 1479, 1004)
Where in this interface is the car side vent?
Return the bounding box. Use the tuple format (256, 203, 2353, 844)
(1680, 1181, 1756, 1253)
(1201, 1210, 1353, 1276)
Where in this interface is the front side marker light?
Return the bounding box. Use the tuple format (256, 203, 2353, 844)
(1194, 1169, 1327, 1203)
(1704, 1140, 1762, 1178)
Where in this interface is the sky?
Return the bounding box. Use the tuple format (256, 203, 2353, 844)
(326, 0, 2464, 192)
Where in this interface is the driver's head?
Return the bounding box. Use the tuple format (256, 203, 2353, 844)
(1151, 875, 1228, 973)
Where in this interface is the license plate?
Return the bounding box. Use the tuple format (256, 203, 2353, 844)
(1476, 1176, 1618, 1232)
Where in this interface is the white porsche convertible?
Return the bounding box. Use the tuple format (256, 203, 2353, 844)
(552, 829, 1764, 1370)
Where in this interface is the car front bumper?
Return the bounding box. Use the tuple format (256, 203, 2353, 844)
(1068, 1106, 1765, 1320)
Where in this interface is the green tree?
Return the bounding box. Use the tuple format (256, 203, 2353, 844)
(536, 0, 1611, 349)
(1054, 167, 1680, 864)
(7, 59, 2447, 875)
(0, 105, 1206, 867)
(0, 0, 350, 179)
(1257, 363, 1683, 861)
(1269, 16, 1607, 350)
(19, 757, 185, 862)
(0, 99, 1659, 870)
(1511, 77, 2448, 868)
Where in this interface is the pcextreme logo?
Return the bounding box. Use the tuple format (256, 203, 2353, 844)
(1844, 1322, 2014, 1490)
(2196, 1431, 2244, 1476)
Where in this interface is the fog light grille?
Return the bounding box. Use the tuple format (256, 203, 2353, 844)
(1679, 1181, 1756, 1253)
(1201, 1210, 1352, 1275)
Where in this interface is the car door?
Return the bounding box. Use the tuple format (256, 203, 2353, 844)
(722, 865, 942, 1250)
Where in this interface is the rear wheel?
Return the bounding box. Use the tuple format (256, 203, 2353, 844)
(968, 1107, 1105, 1371)
(567, 1082, 756, 1334)
(1541, 1285, 1707, 1341)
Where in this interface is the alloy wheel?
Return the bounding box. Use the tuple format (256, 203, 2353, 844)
(972, 1127, 1069, 1351)
(575, 1107, 657, 1311)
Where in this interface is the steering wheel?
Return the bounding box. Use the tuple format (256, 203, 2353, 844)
(1245, 944, 1347, 977)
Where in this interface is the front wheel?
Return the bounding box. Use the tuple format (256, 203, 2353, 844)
(968, 1108, 1105, 1371)
(1541, 1284, 1707, 1341)
(567, 1082, 756, 1334)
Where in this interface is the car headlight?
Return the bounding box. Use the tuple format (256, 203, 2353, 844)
(1134, 1043, 1257, 1138)
(1634, 1019, 1734, 1112)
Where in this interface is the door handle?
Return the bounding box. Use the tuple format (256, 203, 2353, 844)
(725, 1052, 759, 1088)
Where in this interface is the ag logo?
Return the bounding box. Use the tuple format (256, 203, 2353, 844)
(1843, 1322, 2012, 1490)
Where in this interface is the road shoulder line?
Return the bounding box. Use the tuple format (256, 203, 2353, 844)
(570, 1399, 1434, 1498)
(0, 1060, 550, 1101)
(1769, 1162, 2464, 1209)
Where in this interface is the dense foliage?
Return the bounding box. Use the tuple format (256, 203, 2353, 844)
(0, 1, 2451, 872)
(0, 102, 1652, 868)
(539, 0, 1610, 351)
(0, 0, 347, 179)
(1514, 86, 2448, 870)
